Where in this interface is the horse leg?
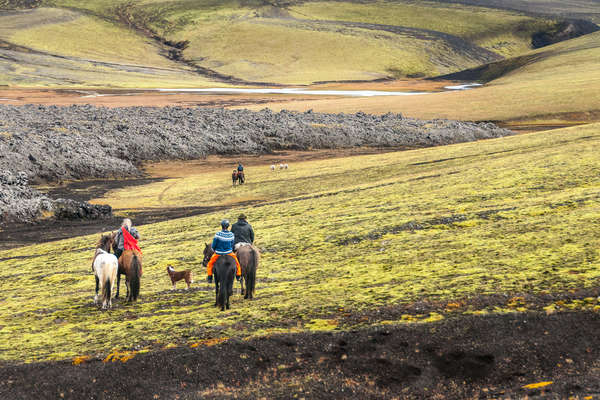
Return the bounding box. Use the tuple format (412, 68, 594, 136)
(94, 275, 99, 304)
(214, 280, 219, 307)
(226, 280, 233, 310)
(115, 272, 121, 298)
(126, 279, 131, 302)
(240, 276, 245, 296)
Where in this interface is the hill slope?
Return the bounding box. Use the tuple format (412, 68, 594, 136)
(0, 0, 596, 86)
(240, 30, 600, 125)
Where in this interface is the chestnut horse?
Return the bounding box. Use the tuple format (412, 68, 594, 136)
(92, 234, 118, 309)
(232, 170, 245, 186)
(235, 243, 259, 299)
(203, 244, 236, 311)
(116, 249, 143, 302)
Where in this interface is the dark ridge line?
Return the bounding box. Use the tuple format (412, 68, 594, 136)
(427, 0, 600, 23)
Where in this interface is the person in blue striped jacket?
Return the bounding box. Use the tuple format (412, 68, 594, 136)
(206, 219, 241, 283)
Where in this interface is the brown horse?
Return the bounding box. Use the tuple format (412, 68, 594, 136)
(232, 170, 238, 186)
(203, 244, 236, 311)
(116, 249, 142, 302)
(235, 244, 259, 299)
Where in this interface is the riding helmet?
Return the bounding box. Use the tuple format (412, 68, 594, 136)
(221, 219, 230, 228)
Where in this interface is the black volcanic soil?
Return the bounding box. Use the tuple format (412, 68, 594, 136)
(1, 311, 599, 399)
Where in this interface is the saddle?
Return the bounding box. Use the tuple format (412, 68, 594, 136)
(234, 242, 251, 251)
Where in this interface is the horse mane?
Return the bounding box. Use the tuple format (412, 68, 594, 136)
(96, 233, 113, 251)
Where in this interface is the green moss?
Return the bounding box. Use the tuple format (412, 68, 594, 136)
(1, 124, 600, 362)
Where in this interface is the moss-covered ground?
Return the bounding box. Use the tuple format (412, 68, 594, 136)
(1, 123, 600, 363)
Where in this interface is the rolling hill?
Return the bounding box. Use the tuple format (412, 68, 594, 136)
(240, 29, 600, 126)
(0, 0, 597, 86)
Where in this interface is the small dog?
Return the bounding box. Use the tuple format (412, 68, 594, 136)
(166, 266, 193, 290)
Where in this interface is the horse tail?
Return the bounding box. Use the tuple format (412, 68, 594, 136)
(103, 275, 112, 306)
(130, 254, 141, 301)
(218, 264, 229, 310)
(219, 275, 228, 309)
(247, 247, 258, 299)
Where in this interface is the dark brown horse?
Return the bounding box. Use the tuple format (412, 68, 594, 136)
(116, 249, 142, 302)
(235, 244, 259, 299)
(203, 244, 236, 311)
(232, 170, 238, 186)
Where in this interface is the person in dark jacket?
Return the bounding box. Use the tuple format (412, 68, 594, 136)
(231, 213, 254, 246)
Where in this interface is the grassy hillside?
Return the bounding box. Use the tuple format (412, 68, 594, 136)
(1, 123, 599, 362)
(240, 30, 600, 126)
(0, 7, 214, 87)
(0, 0, 587, 86)
(431, 0, 600, 23)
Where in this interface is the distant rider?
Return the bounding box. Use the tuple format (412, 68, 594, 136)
(112, 218, 140, 260)
(231, 213, 254, 247)
(236, 162, 245, 184)
(206, 219, 242, 283)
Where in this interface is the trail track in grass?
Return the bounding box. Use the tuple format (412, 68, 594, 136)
(1, 123, 599, 365)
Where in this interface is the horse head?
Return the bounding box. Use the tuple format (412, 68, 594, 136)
(97, 233, 114, 253)
(202, 243, 214, 267)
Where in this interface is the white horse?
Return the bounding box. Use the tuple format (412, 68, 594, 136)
(270, 164, 276, 171)
(92, 249, 118, 309)
(283, 163, 289, 169)
(279, 163, 284, 170)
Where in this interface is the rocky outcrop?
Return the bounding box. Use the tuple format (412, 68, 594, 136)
(0, 105, 514, 225)
(52, 199, 112, 220)
(0, 170, 52, 224)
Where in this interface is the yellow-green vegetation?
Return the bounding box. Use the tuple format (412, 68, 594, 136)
(6, 10, 172, 67)
(2, 123, 600, 362)
(242, 30, 600, 124)
(0, 7, 214, 88)
(0, 0, 572, 86)
(290, 0, 554, 57)
(111, 0, 559, 83)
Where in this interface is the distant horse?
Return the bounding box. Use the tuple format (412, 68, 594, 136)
(203, 244, 236, 311)
(92, 234, 118, 309)
(270, 165, 276, 171)
(237, 170, 245, 185)
(235, 243, 259, 299)
(232, 170, 238, 186)
(116, 249, 142, 302)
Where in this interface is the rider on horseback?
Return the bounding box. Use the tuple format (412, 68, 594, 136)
(207, 219, 241, 283)
(113, 218, 140, 260)
(231, 213, 254, 247)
